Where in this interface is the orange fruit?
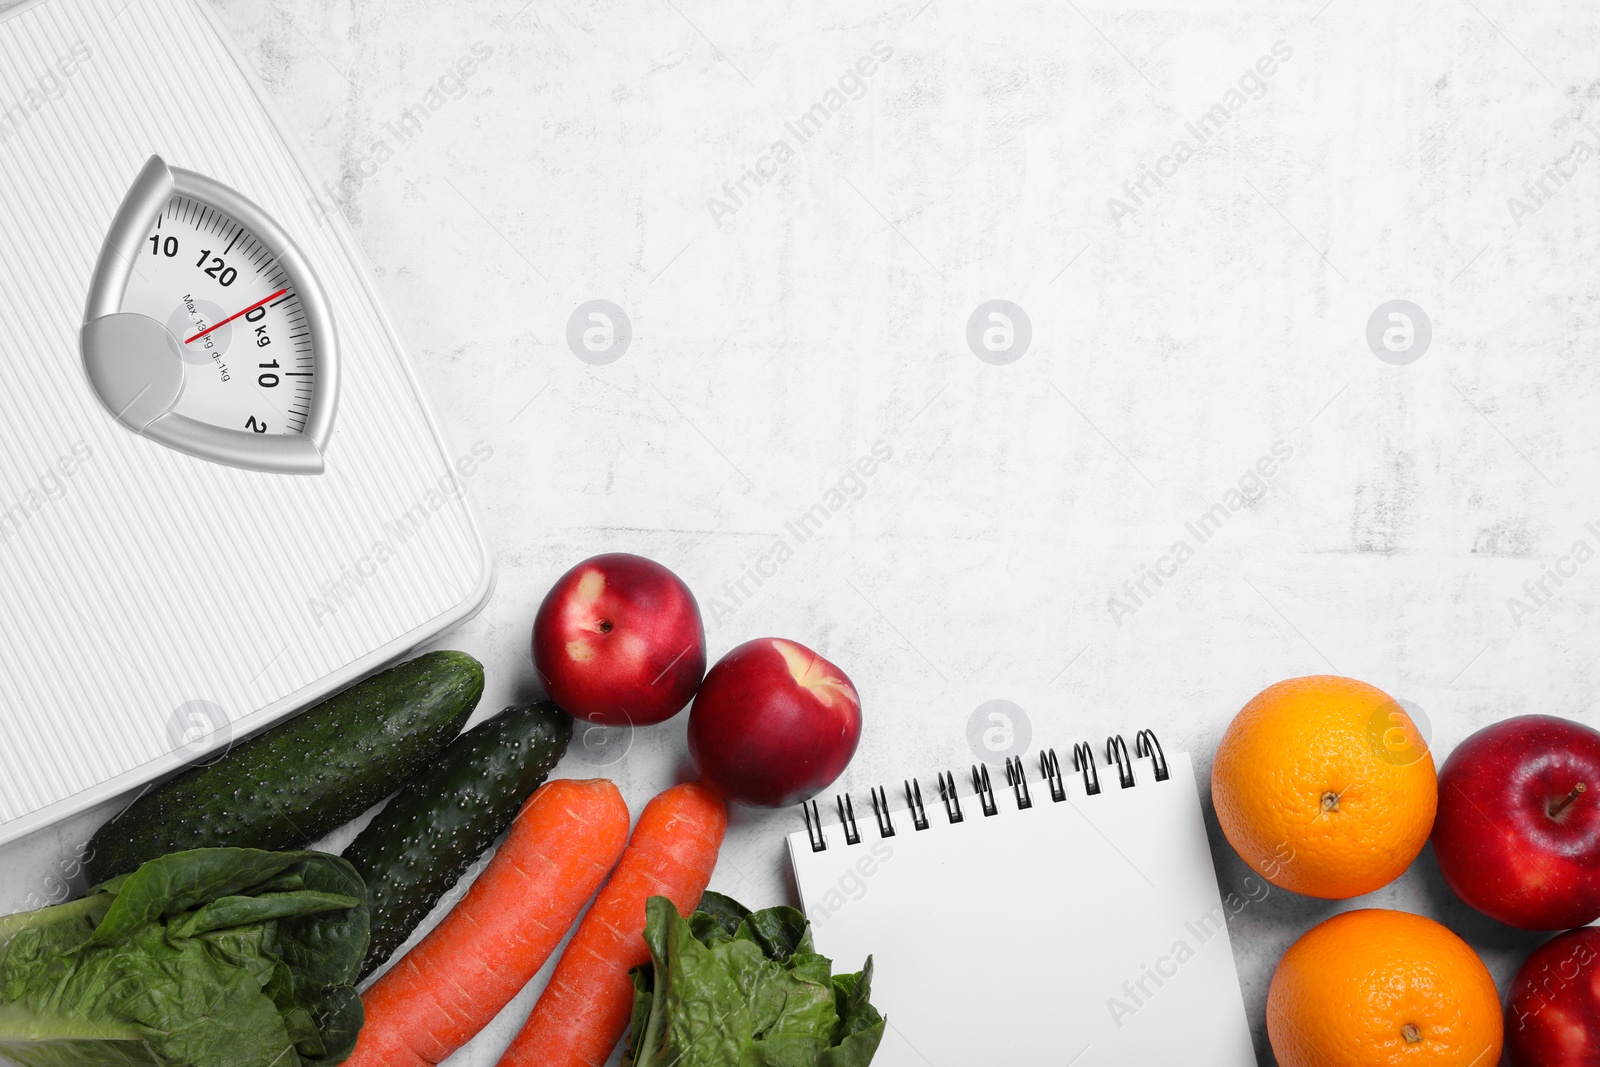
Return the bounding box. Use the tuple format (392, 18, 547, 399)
(1211, 675, 1435, 898)
(1268, 909, 1502, 1067)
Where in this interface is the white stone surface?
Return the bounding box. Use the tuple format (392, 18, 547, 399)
(5, 1, 1600, 1063)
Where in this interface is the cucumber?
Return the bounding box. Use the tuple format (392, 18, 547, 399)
(89, 651, 485, 882)
(343, 701, 572, 977)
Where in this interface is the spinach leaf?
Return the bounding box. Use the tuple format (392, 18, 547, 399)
(741, 906, 812, 963)
(0, 1005, 148, 1067)
(626, 895, 884, 1067)
(694, 890, 752, 938)
(831, 961, 882, 1041)
(88, 849, 316, 945)
(304, 986, 364, 1066)
(820, 961, 884, 1067)
(167, 890, 360, 938)
(271, 852, 370, 994)
(0, 848, 369, 1067)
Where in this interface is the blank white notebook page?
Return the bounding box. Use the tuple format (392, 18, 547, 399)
(787, 752, 1256, 1067)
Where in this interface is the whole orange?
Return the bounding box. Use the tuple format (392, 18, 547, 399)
(1211, 675, 1435, 898)
(1268, 909, 1502, 1067)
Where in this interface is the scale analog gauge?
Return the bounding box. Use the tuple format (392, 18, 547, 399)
(81, 155, 338, 474)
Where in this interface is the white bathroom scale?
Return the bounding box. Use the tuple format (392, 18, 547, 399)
(0, 0, 494, 844)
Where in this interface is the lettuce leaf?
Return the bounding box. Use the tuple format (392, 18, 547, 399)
(0, 848, 368, 1067)
(625, 893, 884, 1067)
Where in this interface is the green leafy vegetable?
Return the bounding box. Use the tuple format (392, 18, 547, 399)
(624, 892, 884, 1067)
(0, 848, 369, 1067)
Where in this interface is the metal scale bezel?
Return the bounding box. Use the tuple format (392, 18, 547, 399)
(80, 155, 339, 474)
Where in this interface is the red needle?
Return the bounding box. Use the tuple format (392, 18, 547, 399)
(184, 288, 289, 344)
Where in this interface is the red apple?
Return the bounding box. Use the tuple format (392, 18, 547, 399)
(1505, 927, 1600, 1066)
(1432, 714, 1600, 930)
(531, 553, 705, 726)
(688, 638, 861, 807)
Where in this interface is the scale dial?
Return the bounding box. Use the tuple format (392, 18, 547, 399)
(81, 156, 338, 474)
(124, 195, 314, 437)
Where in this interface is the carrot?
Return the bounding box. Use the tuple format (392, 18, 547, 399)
(345, 778, 630, 1067)
(495, 780, 728, 1067)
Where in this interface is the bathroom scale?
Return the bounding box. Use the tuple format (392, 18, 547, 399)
(0, 0, 494, 844)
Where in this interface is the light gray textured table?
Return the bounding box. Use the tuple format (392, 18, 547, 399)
(5, 1, 1596, 1063)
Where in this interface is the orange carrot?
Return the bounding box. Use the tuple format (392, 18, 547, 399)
(495, 780, 728, 1067)
(345, 778, 630, 1067)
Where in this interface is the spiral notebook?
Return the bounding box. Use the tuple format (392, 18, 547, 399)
(787, 732, 1257, 1066)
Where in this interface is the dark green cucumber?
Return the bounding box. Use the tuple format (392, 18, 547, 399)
(89, 651, 485, 882)
(344, 701, 572, 977)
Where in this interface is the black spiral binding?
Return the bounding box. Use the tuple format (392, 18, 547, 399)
(803, 731, 1170, 846)
(904, 778, 929, 830)
(1072, 742, 1101, 795)
(836, 793, 862, 844)
(1135, 729, 1170, 781)
(803, 798, 826, 852)
(870, 785, 895, 837)
(937, 770, 964, 823)
(1005, 756, 1033, 809)
(971, 764, 998, 816)
(1107, 735, 1135, 789)
(1039, 749, 1066, 802)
